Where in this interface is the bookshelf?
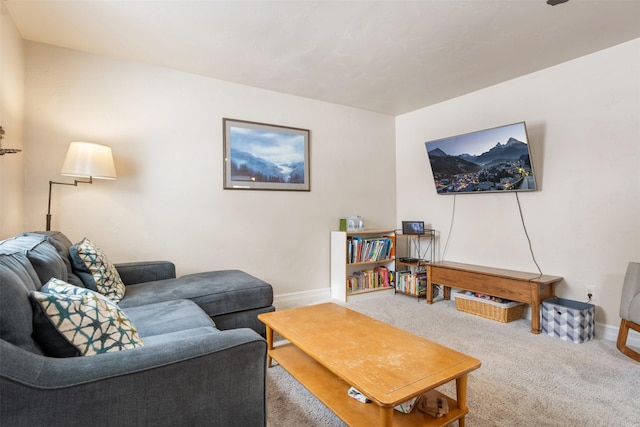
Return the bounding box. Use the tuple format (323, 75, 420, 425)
(394, 229, 436, 299)
(330, 229, 396, 302)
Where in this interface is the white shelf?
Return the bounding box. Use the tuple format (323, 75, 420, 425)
(330, 230, 395, 303)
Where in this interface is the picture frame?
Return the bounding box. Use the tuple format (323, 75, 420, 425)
(223, 118, 310, 191)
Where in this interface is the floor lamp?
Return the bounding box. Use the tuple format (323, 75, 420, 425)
(46, 142, 117, 231)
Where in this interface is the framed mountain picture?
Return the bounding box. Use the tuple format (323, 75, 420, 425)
(223, 118, 310, 191)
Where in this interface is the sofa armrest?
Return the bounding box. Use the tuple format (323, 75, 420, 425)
(1, 328, 267, 426)
(115, 261, 176, 284)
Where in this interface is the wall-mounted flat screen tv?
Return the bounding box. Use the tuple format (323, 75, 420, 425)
(425, 122, 537, 194)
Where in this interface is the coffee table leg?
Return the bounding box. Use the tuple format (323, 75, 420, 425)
(456, 374, 468, 427)
(379, 405, 393, 427)
(265, 325, 273, 368)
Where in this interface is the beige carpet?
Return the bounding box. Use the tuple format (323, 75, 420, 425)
(266, 294, 640, 426)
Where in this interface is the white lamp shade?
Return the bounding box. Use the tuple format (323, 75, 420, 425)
(60, 142, 117, 179)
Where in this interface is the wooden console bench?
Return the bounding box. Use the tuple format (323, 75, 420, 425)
(426, 261, 563, 334)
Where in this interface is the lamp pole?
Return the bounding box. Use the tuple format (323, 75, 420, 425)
(46, 177, 93, 231)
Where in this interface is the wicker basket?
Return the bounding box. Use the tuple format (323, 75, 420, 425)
(454, 292, 525, 323)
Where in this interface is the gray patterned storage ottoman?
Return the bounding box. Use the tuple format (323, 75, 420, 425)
(542, 297, 595, 343)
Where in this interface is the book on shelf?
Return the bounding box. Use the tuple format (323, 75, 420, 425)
(347, 387, 371, 403)
(347, 265, 391, 292)
(395, 270, 427, 295)
(418, 390, 449, 418)
(347, 236, 393, 264)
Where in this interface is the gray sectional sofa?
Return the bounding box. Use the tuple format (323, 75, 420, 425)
(0, 231, 275, 426)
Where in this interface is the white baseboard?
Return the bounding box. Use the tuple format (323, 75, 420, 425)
(598, 322, 640, 347)
(272, 288, 640, 347)
(273, 288, 332, 311)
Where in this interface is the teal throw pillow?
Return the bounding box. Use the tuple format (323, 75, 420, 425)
(30, 278, 144, 357)
(69, 237, 125, 303)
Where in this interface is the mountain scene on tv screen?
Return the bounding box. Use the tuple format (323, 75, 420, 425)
(230, 148, 305, 184)
(427, 137, 535, 193)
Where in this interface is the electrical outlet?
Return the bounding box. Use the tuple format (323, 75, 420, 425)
(586, 285, 596, 302)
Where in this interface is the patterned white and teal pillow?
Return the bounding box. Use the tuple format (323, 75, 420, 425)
(69, 237, 125, 303)
(30, 278, 144, 357)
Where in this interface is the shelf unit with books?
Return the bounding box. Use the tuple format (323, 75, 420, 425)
(330, 229, 396, 302)
(394, 229, 436, 299)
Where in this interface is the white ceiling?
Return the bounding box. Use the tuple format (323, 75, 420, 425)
(5, 0, 640, 115)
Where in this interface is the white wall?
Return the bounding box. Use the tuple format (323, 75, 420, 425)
(396, 39, 640, 328)
(23, 42, 396, 296)
(0, 3, 25, 237)
(8, 21, 639, 332)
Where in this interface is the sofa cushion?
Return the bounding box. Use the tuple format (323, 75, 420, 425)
(119, 270, 274, 318)
(0, 253, 43, 354)
(30, 278, 144, 357)
(124, 299, 217, 338)
(0, 234, 67, 285)
(70, 238, 125, 303)
(20, 231, 85, 287)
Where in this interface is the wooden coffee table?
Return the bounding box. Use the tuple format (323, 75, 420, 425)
(258, 303, 481, 427)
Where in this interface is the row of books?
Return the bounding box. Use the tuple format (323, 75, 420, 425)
(347, 237, 394, 264)
(347, 266, 391, 292)
(395, 271, 427, 295)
